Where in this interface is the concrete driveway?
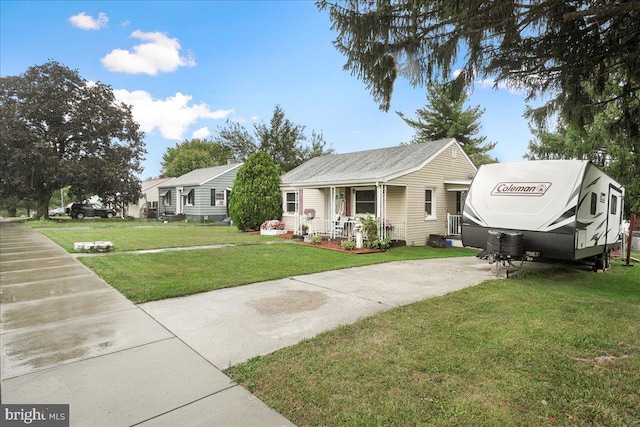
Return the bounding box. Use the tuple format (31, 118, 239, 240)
(140, 257, 495, 369)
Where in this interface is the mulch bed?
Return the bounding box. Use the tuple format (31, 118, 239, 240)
(278, 232, 383, 254)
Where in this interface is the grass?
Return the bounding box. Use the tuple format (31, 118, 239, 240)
(36, 224, 279, 252)
(226, 262, 640, 426)
(80, 244, 478, 303)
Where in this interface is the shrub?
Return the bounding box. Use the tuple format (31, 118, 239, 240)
(359, 214, 391, 250)
(310, 235, 323, 244)
(341, 240, 356, 250)
(368, 237, 391, 250)
(229, 153, 282, 231)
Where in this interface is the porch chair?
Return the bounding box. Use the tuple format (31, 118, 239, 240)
(334, 216, 349, 237)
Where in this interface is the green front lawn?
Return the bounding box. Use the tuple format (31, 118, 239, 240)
(226, 262, 640, 426)
(80, 244, 478, 303)
(37, 224, 279, 252)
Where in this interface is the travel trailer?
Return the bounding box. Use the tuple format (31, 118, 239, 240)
(461, 160, 625, 268)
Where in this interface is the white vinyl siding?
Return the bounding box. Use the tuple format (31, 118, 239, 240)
(424, 188, 436, 220)
(388, 142, 476, 246)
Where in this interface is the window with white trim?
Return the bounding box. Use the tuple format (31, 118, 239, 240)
(425, 188, 436, 220)
(162, 190, 171, 206)
(211, 189, 226, 207)
(284, 191, 298, 214)
(355, 189, 375, 215)
(184, 189, 195, 206)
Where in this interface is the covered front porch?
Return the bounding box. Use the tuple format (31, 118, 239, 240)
(286, 183, 407, 242)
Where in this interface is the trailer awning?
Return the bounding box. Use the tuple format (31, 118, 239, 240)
(444, 179, 471, 192)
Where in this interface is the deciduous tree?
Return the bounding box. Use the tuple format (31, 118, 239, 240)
(161, 138, 233, 177)
(0, 61, 145, 219)
(214, 105, 334, 173)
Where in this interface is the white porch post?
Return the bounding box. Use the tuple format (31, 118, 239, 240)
(329, 186, 336, 238)
(376, 183, 387, 239)
(294, 188, 300, 234)
(176, 187, 183, 214)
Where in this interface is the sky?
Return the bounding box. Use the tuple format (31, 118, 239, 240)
(1, 1, 541, 179)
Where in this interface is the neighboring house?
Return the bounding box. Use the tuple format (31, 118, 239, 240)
(127, 177, 171, 219)
(158, 163, 243, 222)
(280, 138, 477, 246)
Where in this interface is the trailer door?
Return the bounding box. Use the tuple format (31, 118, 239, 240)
(606, 185, 624, 246)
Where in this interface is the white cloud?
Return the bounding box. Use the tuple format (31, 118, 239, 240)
(454, 68, 526, 95)
(102, 30, 196, 75)
(477, 77, 526, 95)
(113, 89, 233, 140)
(69, 12, 108, 30)
(192, 127, 211, 139)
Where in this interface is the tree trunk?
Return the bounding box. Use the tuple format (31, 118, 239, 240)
(36, 189, 54, 220)
(7, 207, 17, 217)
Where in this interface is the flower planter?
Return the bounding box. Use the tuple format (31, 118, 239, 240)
(260, 229, 287, 236)
(74, 241, 114, 252)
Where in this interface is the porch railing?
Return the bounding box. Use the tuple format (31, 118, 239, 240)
(447, 213, 462, 236)
(308, 218, 406, 241)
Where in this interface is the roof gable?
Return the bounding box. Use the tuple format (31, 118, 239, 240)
(159, 163, 243, 187)
(141, 178, 171, 192)
(282, 139, 466, 186)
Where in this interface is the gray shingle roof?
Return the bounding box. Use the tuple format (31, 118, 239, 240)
(159, 163, 242, 187)
(281, 139, 456, 186)
(141, 178, 171, 192)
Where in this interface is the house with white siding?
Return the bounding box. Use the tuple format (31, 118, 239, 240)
(280, 138, 477, 246)
(158, 163, 243, 222)
(127, 177, 171, 219)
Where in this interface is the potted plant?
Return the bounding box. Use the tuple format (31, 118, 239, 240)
(260, 220, 287, 236)
(301, 223, 309, 236)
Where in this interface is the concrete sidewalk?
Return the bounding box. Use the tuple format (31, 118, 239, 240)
(0, 223, 294, 427)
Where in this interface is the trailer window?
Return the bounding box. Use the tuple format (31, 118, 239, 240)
(611, 195, 618, 215)
(590, 192, 597, 215)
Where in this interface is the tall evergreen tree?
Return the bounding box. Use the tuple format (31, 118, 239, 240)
(398, 84, 497, 165)
(525, 78, 639, 214)
(318, 0, 640, 146)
